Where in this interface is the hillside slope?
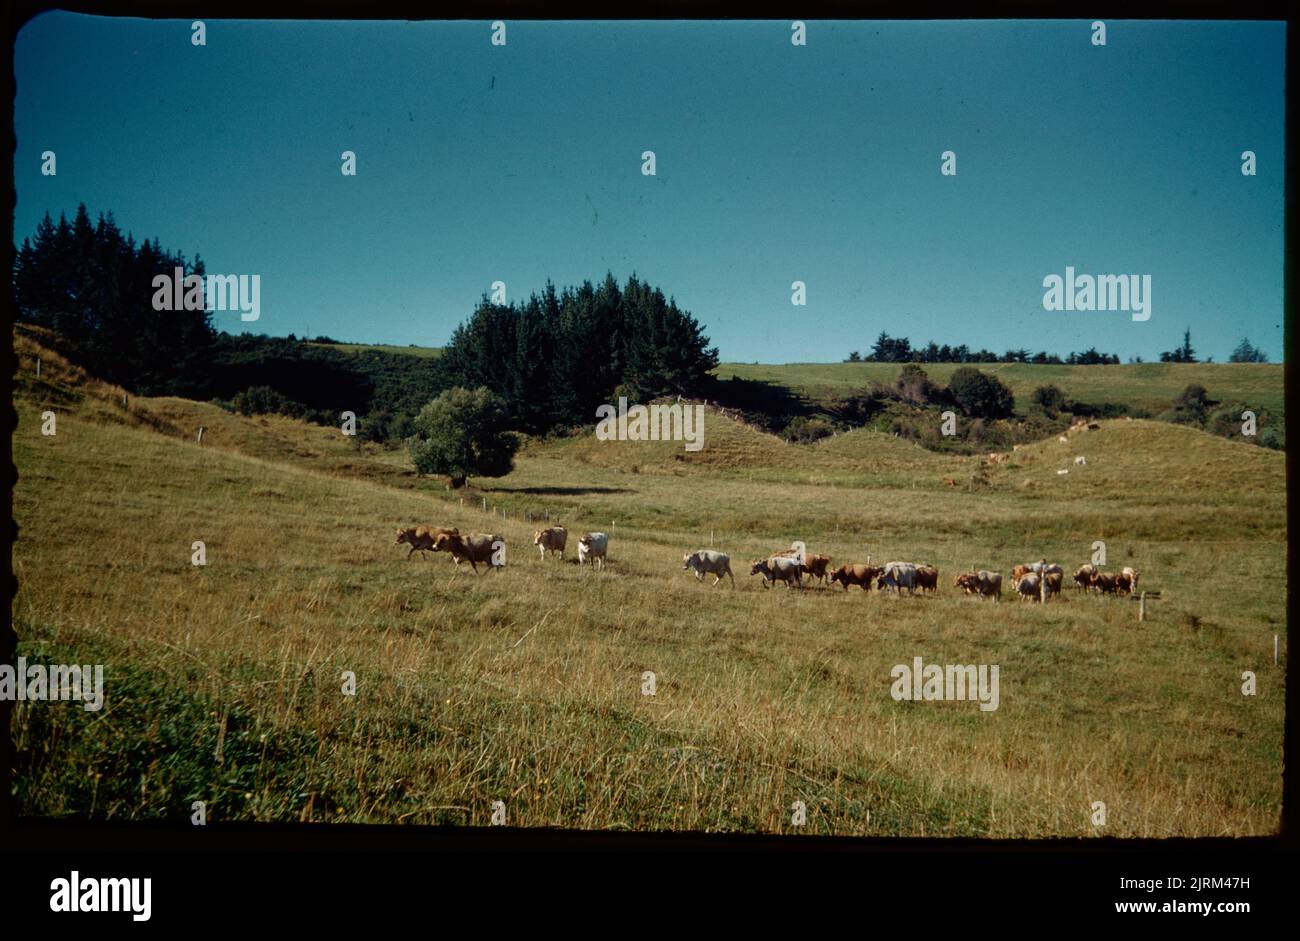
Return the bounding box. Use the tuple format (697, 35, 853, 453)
(11, 331, 1286, 836)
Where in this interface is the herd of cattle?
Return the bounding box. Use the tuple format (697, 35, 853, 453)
(396, 525, 1141, 602)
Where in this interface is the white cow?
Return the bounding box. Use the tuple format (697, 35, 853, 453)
(578, 532, 609, 570)
(750, 556, 804, 589)
(684, 550, 735, 587)
(877, 561, 919, 594)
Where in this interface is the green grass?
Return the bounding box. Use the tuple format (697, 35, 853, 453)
(715, 360, 1286, 420)
(306, 341, 442, 359)
(10, 333, 1286, 836)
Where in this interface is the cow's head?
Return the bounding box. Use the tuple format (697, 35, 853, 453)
(683, 552, 697, 570)
(432, 531, 458, 552)
(749, 560, 766, 576)
(395, 528, 413, 545)
(533, 531, 543, 545)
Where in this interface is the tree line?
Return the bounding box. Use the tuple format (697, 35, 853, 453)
(850, 328, 1270, 366)
(12, 206, 721, 443)
(436, 273, 719, 434)
(848, 332, 1122, 365)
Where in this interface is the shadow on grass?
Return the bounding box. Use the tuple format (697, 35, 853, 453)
(485, 485, 636, 496)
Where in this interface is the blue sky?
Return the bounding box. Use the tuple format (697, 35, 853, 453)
(14, 15, 1286, 362)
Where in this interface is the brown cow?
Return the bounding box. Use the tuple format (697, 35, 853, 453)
(1044, 571, 1063, 599)
(533, 527, 567, 560)
(1073, 564, 1097, 590)
(829, 564, 881, 591)
(800, 553, 833, 585)
(395, 526, 458, 560)
(915, 564, 939, 594)
(433, 530, 503, 574)
(954, 570, 1002, 601)
(1089, 572, 1119, 594)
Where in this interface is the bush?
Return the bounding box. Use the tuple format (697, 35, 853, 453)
(1168, 384, 1215, 426)
(405, 386, 520, 487)
(781, 416, 836, 444)
(825, 388, 886, 426)
(947, 368, 1015, 420)
(231, 385, 295, 417)
(1031, 384, 1067, 417)
(896, 363, 943, 405)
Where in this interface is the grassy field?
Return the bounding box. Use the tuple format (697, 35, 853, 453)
(715, 360, 1287, 421)
(10, 333, 1286, 836)
(289, 342, 1283, 423)
(305, 341, 442, 359)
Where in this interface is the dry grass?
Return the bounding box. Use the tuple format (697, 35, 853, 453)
(10, 334, 1285, 835)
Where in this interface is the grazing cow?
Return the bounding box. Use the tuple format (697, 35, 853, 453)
(801, 553, 833, 585)
(1089, 572, 1119, 594)
(750, 556, 804, 589)
(532, 527, 567, 561)
(432, 530, 502, 574)
(877, 562, 919, 595)
(1073, 564, 1097, 590)
(1044, 571, 1063, 598)
(1074, 455, 1087, 466)
(955, 570, 1002, 601)
(1014, 561, 1062, 581)
(683, 550, 735, 587)
(915, 564, 939, 594)
(830, 564, 881, 591)
(1058, 435, 1069, 444)
(577, 532, 609, 570)
(1121, 566, 1139, 593)
(395, 526, 458, 560)
(1015, 573, 1042, 601)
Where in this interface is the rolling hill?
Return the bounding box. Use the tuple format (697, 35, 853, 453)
(10, 330, 1286, 836)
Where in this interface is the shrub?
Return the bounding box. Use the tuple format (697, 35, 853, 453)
(405, 386, 520, 487)
(947, 367, 1015, 420)
(1031, 384, 1067, 417)
(231, 385, 295, 417)
(1168, 384, 1215, 426)
(781, 416, 836, 444)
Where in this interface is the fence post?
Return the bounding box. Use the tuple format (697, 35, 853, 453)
(35, 358, 40, 378)
(482, 497, 487, 513)
(197, 427, 205, 445)
(1039, 576, 1046, 605)
(1139, 591, 1146, 622)
(1275, 634, 1279, 665)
